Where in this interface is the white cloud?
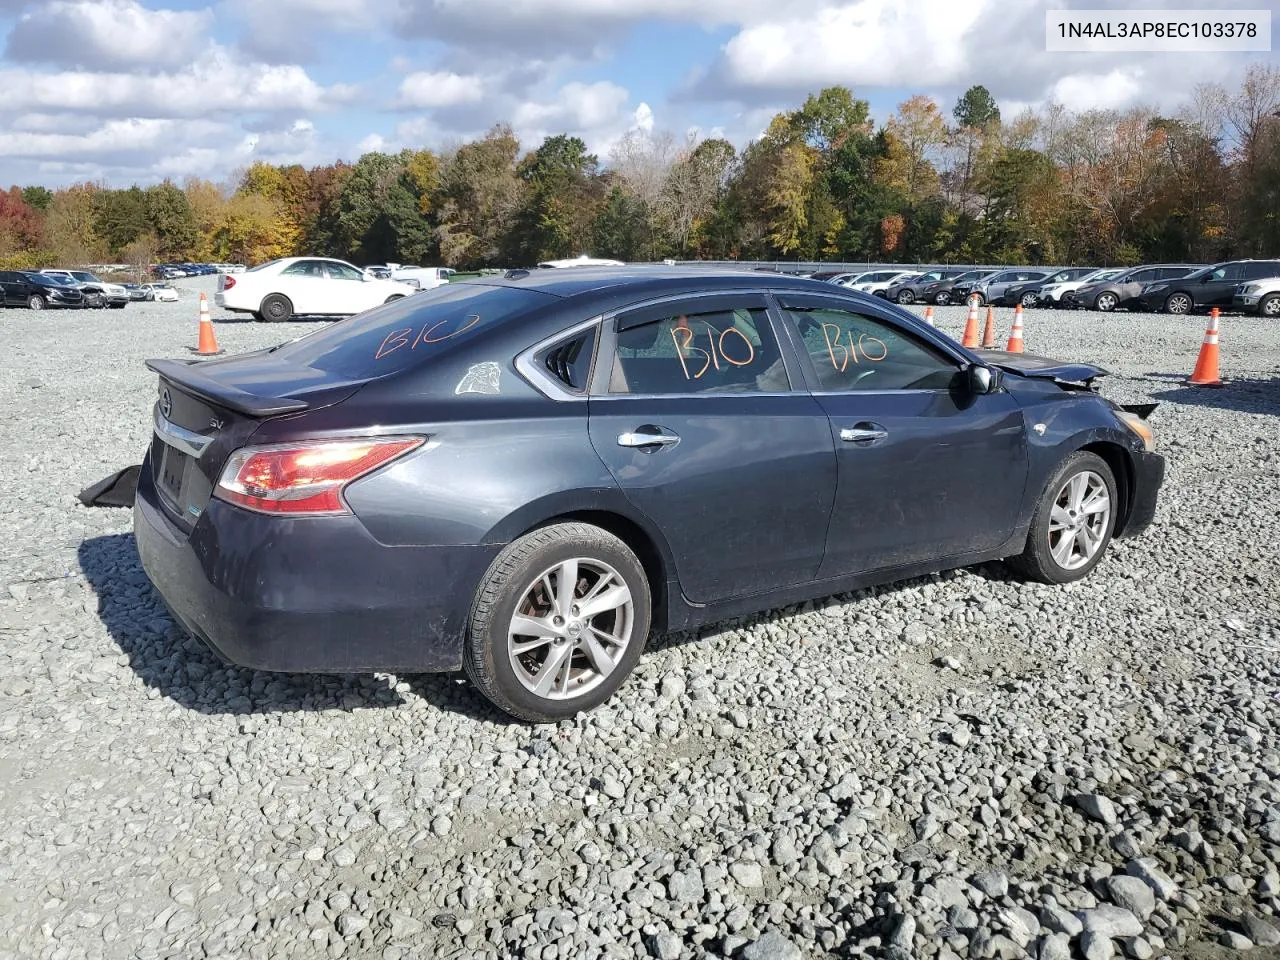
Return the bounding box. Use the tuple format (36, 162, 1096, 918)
(0, 50, 334, 118)
(396, 71, 485, 109)
(512, 81, 631, 134)
(3, 0, 212, 70)
(1048, 69, 1146, 112)
(220, 0, 398, 61)
(632, 102, 655, 134)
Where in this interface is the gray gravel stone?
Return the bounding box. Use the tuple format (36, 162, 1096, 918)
(1081, 930, 1116, 960)
(1079, 906, 1143, 939)
(971, 870, 1010, 899)
(1241, 914, 1280, 947)
(1077, 794, 1119, 826)
(1125, 859, 1178, 901)
(741, 929, 801, 960)
(651, 931, 681, 959)
(1219, 931, 1254, 950)
(1102, 875, 1156, 920)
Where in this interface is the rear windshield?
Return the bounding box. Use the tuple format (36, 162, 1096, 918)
(268, 282, 554, 379)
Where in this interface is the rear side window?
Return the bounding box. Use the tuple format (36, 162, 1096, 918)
(269, 283, 553, 379)
(541, 327, 597, 392)
(1244, 261, 1280, 280)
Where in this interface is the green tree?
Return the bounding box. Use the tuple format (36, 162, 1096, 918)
(954, 85, 1001, 129)
(434, 126, 523, 268)
(144, 180, 198, 259)
(92, 186, 148, 255)
(512, 134, 601, 262)
(21, 185, 53, 213)
(592, 184, 647, 260)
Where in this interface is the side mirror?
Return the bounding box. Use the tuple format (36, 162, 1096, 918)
(968, 364, 998, 395)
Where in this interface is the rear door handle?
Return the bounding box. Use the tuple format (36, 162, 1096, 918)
(618, 426, 681, 449)
(840, 423, 888, 443)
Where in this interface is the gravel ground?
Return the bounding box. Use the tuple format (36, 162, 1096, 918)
(1, 279, 1278, 960)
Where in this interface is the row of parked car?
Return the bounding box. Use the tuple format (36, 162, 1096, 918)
(806, 259, 1280, 317)
(0, 268, 181, 310)
(152, 262, 246, 280)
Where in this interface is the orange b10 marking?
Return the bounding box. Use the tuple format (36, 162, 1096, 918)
(821, 322, 888, 371)
(671, 323, 757, 380)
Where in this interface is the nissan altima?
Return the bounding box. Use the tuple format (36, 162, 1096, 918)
(133, 267, 1165, 721)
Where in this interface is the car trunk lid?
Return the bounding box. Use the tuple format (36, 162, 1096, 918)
(144, 355, 364, 531)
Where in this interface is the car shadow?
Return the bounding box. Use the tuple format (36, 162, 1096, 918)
(77, 532, 1008, 723)
(76, 533, 509, 724)
(1146, 374, 1280, 416)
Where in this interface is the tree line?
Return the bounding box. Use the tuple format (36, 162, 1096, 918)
(1, 66, 1277, 274)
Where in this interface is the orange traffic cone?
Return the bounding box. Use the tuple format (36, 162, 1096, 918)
(961, 298, 980, 348)
(1188, 308, 1223, 386)
(1006, 304, 1025, 353)
(190, 293, 224, 357)
(923, 305, 936, 327)
(981, 307, 996, 348)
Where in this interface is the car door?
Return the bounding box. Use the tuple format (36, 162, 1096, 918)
(324, 260, 376, 314)
(586, 294, 837, 604)
(1197, 263, 1245, 307)
(277, 259, 329, 315)
(771, 292, 1030, 577)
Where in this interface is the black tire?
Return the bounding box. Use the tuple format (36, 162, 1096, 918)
(383, 294, 406, 304)
(463, 522, 652, 722)
(27, 294, 46, 310)
(1164, 292, 1192, 315)
(934, 291, 951, 306)
(1007, 451, 1118, 585)
(1260, 293, 1280, 318)
(1094, 291, 1118, 312)
(260, 293, 293, 322)
(1020, 291, 1038, 308)
(895, 289, 915, 304)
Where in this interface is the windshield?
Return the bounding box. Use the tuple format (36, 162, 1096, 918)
(247, 259, 282, 273)
(267, 282, 556, 379)
(71, 272, 98, 282)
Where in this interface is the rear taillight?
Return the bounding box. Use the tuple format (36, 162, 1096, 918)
(222, 275, 236, 290)
(214, 437, 424, 515)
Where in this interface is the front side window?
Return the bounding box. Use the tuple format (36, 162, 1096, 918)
(779, 305, 958, 393)
(1208, 264, 1245, 282)
(607, 306, 788, 396)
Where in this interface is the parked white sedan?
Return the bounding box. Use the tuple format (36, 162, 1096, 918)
(216, 257, 418, 321)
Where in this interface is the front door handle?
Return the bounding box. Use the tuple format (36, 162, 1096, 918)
(618, 426, 681, 449)
(840, 423, 888, 443)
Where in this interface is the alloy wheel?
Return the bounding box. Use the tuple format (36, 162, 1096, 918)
(507, 558, 635, 701)
(1047, 471, 1111, 571)
(1166, 293, 1192, 314)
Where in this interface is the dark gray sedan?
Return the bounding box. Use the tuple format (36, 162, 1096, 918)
(133, 268, 1165, 721)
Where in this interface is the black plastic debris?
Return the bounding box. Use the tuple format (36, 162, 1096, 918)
(77, 465, 141, 508)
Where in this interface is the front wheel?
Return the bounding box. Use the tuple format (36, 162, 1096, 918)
(1260, 293, 1280, 318)
(968, 292, 985, 307)
(1164, 292, 1192, 315)
(934, 291, 951, 306)
(1020, 291, 1038, 307)
(895, 289, 915, 304)
(1008, 452, 1117, 584)
(259, 293, 293, 322)
(383, 294, 406, 304)
(27, 294, 46, 310)
(463, 522, 652, 722)
(1094, 292, 1117, 312)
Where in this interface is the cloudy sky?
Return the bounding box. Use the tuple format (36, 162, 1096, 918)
(0, 0, 1276, 187)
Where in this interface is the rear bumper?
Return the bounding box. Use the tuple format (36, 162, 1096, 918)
(132, 450, 500, 673)
(1119, 450, 1165, 538)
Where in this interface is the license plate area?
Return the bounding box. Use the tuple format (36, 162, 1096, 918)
(156, 441, 191, 509)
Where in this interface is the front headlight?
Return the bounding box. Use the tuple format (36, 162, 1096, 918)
(1239, 284, 1260, 295)
(1116, 411, 1155, 451)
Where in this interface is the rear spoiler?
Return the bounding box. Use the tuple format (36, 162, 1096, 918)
(145, 358, 309, 417)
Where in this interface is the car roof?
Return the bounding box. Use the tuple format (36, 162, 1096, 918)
(463, 265, 831, 300)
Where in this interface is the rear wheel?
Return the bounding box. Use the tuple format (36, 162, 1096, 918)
(1094, 291, 1118, 312)
(1164, 292, 1192, 315)
(1257, 293, 1279, 318)
(260, 293, 293, 322)
(27, 294, 46, 310)
(1008, 452, 1116, 585)
(463, 522, 652, 722)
